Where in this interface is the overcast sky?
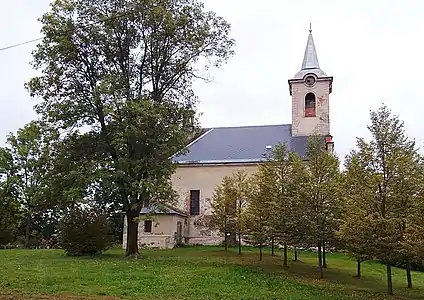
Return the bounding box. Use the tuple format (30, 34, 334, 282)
(1, 0, 423, 163)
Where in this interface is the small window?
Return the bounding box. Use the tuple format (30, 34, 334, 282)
(190, 190, 200, 215)
(144, 220, 152, 233)
(305, 93, 316, 117)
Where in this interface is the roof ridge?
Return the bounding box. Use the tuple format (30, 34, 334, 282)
(211, 123, 291, 130)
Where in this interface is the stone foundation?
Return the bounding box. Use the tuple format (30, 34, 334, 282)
(139, 234, 176, 249)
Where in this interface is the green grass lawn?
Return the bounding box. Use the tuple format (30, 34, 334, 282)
(0, 246, 423, 300)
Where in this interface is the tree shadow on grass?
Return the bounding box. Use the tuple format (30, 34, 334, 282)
(236, 252, 424, 300)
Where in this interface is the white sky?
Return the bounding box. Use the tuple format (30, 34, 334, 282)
(1, 0, 423, 163)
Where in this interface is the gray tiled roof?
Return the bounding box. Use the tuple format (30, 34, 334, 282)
(172, 124, 309, 164)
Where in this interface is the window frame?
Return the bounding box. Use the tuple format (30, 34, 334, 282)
(189, 189, 200, 216)
(144, 220, 153, 233)
(304, 92, 316, 117)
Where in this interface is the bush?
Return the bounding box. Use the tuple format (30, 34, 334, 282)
(59, 207, 113, 256)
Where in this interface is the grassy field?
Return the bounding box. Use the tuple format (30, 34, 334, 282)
(0, 246, 423, 300)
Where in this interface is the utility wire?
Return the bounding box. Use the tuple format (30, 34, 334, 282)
(0, 38, 43, 52)
(0, 10, 136, 53)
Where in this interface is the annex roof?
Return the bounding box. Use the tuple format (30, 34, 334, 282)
(140, 204, 187, 217)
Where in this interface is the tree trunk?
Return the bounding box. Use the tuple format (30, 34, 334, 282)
(24, 214, 32, 249)
(271, 238, 275, 256)
(283, 244, 288, 268)
(238, 231, 241, 255)
(224, 233, 228, 251)
(125, 210, 140, 257)
(386, 263, 393, 295)
(317, 244, 323, 279)
(322, 242, 327, 268)
(259, 243, 262, 261)
(355, 259, 361, 278)
(228, 232, 237, 246)
(294, 247, 298, 261)
(406, 264, 412, 289)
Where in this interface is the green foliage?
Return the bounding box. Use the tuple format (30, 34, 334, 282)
(59, 206, 113, 256)
(209, 176, 237, 247)
(209, 172, 248, 250)
(243, 171, 271, 257)
(0, 183, 22, 246)
(0, 121, 59, 248)
(342, 104, 423, 294)
(27, 0, 235, 256)
(303, 135, 342, 247)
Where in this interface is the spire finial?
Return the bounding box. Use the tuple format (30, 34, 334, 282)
(309, 22, 312, 33)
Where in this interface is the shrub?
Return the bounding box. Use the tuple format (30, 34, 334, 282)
(59, 206, 113, 256)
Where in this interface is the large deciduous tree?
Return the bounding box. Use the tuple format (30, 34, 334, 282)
(27, 0, 235, 256)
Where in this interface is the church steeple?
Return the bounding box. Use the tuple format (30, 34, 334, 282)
(294, 25, 327, 79)
(288, 25, 333, 137)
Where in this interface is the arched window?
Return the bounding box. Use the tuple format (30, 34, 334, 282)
(304, 93, 316, 117)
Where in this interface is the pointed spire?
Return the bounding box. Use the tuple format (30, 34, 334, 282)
(301, 24, 320, 70)
(293, 25, 327, 79)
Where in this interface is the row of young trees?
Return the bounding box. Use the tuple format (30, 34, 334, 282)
(209, 105, 424, 296)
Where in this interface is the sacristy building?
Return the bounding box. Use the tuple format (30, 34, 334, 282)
(123, 28, 335, 249)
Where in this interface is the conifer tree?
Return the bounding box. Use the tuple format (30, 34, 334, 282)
(343, 104, 421, 295)
(302, 135, 341, 278)
(244, 171, 272, 260)
(263, 143, 297, 267)
(232, 171, 249, 255)
(209, 176, 237, 251)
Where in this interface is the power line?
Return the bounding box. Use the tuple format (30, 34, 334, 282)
(0, 37, 43, 52)
(0, 10, 136, 53)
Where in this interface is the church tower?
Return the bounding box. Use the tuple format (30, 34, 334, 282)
(288, 26, 333, 137)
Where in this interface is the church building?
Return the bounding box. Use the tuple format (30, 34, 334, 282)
(122, 28, 335, 249)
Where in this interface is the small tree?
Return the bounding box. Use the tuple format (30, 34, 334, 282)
(285, 151, 311, 262)
(59, 206, 113, 256)
(303, 135, 341, 278)
(339, 156, 375, 278)
(244, 171, 272, 260)
(264, 143, 298, 268)
(209, 176, 237, 251)
(343, 105, 421, 295)
(233, 171, 249, 255)
(338, 212, 373, 278)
